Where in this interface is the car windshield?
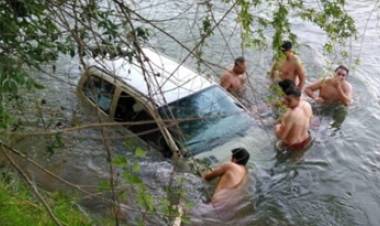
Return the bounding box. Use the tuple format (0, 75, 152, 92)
(158, 85, 255, 155)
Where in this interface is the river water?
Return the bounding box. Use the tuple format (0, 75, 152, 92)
(5, 1, 380, 226)
(136, 1, 380, 225)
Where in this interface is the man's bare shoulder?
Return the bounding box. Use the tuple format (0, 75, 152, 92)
(302, 99, 312, 108)
(224, 162, 237, 169)
(221, 70, 234, 79)
(287, 107, 304, 121)
(344, 81, 352, 90)
(221, 70, 230, 77)
(321, 77, 334, 86)
(301, 100, 313, 115)
(282, 109, 298, 123)
(291, 54, 303, 65)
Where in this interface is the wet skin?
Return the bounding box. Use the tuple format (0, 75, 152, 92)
(270, 51, 306, 90)
(304, 68, 353, 106)
(203, 159, 247, 204)
(275, 98, 313, 146)
(220, 62, 247, 95)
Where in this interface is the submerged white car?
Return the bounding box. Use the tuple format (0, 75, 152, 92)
(78, 48, 266, 163)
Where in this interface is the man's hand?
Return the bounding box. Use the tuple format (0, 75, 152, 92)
(275, 123, 282, 138)
(201, 169, 212, 179)
(275, 123, 281, 132)
(333, 78, 344, 88)
(315, 96, 325, 104)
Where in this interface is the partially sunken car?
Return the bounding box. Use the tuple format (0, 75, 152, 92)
(78, 48, 266, 162)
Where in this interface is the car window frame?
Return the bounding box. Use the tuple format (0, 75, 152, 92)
(81, 72, 117, 115)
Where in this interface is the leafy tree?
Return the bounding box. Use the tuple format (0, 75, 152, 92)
(0, 0, 356, 127)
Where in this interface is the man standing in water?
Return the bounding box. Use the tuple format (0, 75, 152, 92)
(270, 41, 306, 90)
(203, 148, 250, 205)
(304, 65, 353, 106)
(275, 81, 313, 151)
(220, 57, 247, 97)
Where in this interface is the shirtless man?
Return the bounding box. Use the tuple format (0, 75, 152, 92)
(270, 41, 306, 90)
(304, 65, 353, 106)
(203, 148, 250, 205)
(275, 81, 313, 151)
(220, 57, 247, 96)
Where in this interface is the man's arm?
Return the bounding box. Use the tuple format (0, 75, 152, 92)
(220, 73, 231, 90)
(269, 61, 278, 81)
(239, 72, 247, 84)
(275, 112, 294, 140)
(304, 80, 322, 99)
(203, 164, 228, 181)
(336, 82, 352, 106)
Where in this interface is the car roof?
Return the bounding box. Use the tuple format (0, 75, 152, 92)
(87, 48, 215, 107)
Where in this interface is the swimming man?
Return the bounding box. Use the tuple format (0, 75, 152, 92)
(275, 81, 313, 151)
(203, 148, 250, 205)
(304, 65, 352, 106)
(220, 57, 247, 96)
(270, 41, 306, 90)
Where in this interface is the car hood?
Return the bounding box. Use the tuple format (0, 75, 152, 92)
(191, 121, 271, 164)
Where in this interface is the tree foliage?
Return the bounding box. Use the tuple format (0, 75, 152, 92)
(232, 0, 356, 57)
(0, 0, 356, 128)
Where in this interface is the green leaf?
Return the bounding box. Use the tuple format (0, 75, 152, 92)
(134, 147, 145, 158)
(97, 180, 111, 192)
(137, 188, 154, 211)
(122, 172, 142, 184)
(124, 138, 139, 149)
(323, 43, 333, 54)
(112, 155, 127, 167)
(132, 163, 141, 173)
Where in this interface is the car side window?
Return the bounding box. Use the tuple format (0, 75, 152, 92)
(83, 75, 115, 114)
(114, 91, 152, 123)
(114, 91, 139, 121)
(114, 92, 171, 154)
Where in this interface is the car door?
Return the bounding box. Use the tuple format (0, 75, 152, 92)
(81, 74, 116, 116)
(113, 89, 172, 157)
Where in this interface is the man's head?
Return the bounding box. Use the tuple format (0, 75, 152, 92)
(233, 56, 246, 75)
(231, 148, 250, 165)
(278, 79, 296, 93)
(280, 82, 301, 109)
(334, 65, 349, 81)
(281, 41, 292, 53)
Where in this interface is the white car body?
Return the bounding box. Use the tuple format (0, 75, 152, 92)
(78, 48, 266, 163)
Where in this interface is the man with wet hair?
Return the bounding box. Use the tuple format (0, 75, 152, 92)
(275, 81, 313, 151)
(203, 148, 250, 205)
(278, 78, 296, 93)
(220, 56, 247, 96)
(270, 40, 306, 90)
(304, 65, 353, 106)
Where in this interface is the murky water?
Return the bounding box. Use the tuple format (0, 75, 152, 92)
(136, 1, 380, 225)
(4, 1, 380, 225)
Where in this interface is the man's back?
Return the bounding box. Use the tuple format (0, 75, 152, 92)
(283, 100, 312, 145)
(213, 162, 246, 198)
